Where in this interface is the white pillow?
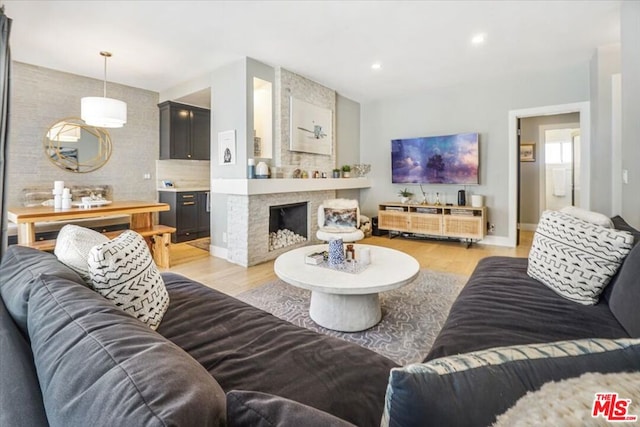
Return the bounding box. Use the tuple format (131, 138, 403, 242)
(54, 224, 109, 284)
(88, 230, 169, 330)
(560, 206, 614, 228)
(527, 210, 634, 305)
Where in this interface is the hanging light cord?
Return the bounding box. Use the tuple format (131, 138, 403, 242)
(100, 51, 112, 98)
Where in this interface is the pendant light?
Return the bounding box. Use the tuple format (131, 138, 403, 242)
(81, 51, 127, 128)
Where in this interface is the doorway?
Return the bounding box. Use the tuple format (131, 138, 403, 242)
(519, 115, 580, 231)
(508, 102, 591, 248)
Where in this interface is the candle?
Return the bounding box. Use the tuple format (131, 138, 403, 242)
(63, 187, 71, 196)
(54, 180, 64, 194)
(247, 158, 255, 166)
(359, 247, 371, 265)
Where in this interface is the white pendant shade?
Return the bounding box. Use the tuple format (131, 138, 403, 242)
(81, 96, 127, 128)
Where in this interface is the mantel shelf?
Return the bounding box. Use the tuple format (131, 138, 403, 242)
(211, 177, 371, 195)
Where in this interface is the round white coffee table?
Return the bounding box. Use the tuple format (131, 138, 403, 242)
(274, 244, 419, 332)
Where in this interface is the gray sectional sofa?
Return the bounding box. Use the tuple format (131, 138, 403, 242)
(1, 215, 639, 426)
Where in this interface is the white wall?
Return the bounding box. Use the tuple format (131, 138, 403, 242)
(360, 64, 589, 241)
(621, 1, 640, 228)
(589, 44, 621, 215)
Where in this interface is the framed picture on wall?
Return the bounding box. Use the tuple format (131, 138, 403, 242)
(289, 97, 332, 155)
(520, 143, 535, 162)
(218, 130, 236, 165)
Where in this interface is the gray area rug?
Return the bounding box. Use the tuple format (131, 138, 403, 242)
(236, 270, 467, 365)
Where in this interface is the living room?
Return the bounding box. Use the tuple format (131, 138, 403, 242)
(1, 2, 640, 426)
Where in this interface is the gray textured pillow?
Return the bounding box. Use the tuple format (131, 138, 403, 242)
(27, 274, 226, 426)
(528, 210, 634, 305)
(383, 338, 640, 427)
(54, 224, 109, 283)
(88, 230, 169, 330)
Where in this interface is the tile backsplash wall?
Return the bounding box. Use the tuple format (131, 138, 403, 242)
(156, 159, 210, 189)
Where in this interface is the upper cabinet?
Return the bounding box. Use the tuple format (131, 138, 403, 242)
(159, 101, 211, 160)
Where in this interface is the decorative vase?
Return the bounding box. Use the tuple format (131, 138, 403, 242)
(332, 170, 341, 178)
(400, 197, 411, 204)
(328, 238, 345, 266)
(256, 161, 269, 178)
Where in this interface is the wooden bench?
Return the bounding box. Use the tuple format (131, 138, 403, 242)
(20, 225, 177, 269)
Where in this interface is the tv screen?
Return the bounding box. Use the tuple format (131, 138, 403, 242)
(391, 132, 479, 184)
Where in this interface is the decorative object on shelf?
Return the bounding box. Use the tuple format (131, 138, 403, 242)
(434, 192, 441, 206)
(313, 170, 320, 179)
(321, 172, 327, 178)
(352, 164, 371, 177)
(81, 51, 127, 128)
(292, 168, 301, 178)
(52, 180, 64, 209)
(341, 165, 351, 178)
(419, 184, 428, 205)
(253, 130, 261, 157)
(332, 168, 341, 178)
(301, 170, 309, 179)
(471, 194, 484, 207)
(398, 187, 414, 204)
(247, 158, 256, 179)
(458, 189, 466, 206)
(290, 97, 332, 155)
(520, 143, 535, 162)
(327, 238, 345, 266)
(255, 161, 269, 178)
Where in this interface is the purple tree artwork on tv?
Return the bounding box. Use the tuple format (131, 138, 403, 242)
(391, 132, 479, 184)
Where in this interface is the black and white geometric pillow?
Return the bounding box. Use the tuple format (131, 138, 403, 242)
(527, 210, 634, 305)
(88, 230, 169, 330)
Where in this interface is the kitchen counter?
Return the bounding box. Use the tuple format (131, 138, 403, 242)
(157, 187, 210, 192)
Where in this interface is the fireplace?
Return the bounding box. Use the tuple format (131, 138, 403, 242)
(268, 202, 308, 251)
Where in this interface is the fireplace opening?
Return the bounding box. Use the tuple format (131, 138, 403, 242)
(269, 202, 308, 251)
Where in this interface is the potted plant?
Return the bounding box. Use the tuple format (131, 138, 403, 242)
(398, 188, 414, 204)
(341, 165, 351, 178)
(332, 168, 341, 178)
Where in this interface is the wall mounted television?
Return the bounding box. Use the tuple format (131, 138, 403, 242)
(391, 132, 479, 184)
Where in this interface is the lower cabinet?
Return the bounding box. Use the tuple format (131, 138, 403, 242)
(159, 191, 210, 243)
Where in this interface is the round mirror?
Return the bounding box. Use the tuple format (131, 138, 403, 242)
(43, 118, 112, 173)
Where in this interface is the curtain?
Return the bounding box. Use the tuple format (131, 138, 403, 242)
(0, 7, 11, 258)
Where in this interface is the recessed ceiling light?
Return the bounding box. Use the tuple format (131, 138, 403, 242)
(371, 62, 382, 70)
(471, 33, 486, 45)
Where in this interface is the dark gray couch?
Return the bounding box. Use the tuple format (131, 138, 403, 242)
(0, 245, 396, 427)
(383, 216, 640, 427)
(3, 216, 640, 427)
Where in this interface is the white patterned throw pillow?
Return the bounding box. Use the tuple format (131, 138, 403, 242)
(55, 224, 110, 284)
(88, 230, 169, 330)
(527, 210, 634, 305)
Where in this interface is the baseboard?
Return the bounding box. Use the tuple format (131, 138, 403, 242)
(478, 235, 513, 247)
(520, 223, 538, 231)
(210, 245, 228, 260)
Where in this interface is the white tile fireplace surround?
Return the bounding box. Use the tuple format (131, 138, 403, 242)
(212, 178, 371, 267)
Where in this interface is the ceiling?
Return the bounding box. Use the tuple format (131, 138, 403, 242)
(3, 0, 621, 103)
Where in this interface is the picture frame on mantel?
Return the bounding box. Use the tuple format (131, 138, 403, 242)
(520, 143, 535, 162)
(290, 97, 332, 156)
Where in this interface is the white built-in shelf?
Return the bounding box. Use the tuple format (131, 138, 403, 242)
(211, 178, 371, 195)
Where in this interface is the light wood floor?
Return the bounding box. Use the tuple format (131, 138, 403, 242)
(166, 232, 533, 297)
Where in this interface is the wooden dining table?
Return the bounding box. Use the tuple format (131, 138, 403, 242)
(7, 200, 176, 268)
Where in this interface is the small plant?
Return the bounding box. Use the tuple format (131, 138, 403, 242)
(341, 165, 351, 172)
(333, 168, 341, 173)
(398, 188, 413, 197)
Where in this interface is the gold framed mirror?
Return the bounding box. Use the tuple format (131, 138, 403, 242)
(43, 117, 112, 173)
